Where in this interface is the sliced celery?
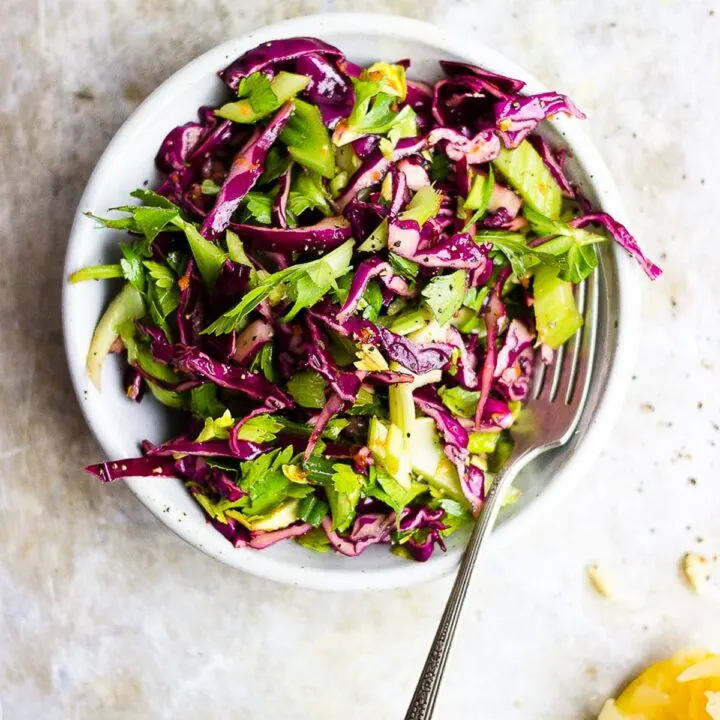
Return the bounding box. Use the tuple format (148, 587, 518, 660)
(468, 431, 500, 455)
(357, 218, 388, 252)
(286, 99, 336, 179)
(464, 174, 486, 211)
(86, 283, 145, 391)
(390, 307, 431, 336)
(384, 424, 404, 476)
(492, 140, 563, 218)
(367, 416, 388, 463)
(533, 265, 583, 349)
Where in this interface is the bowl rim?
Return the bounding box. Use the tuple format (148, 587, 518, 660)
(63, 12, 640, 591)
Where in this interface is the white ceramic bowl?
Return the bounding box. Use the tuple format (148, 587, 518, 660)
(63, 13, 640, 591)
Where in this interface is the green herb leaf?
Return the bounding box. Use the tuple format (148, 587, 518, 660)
(147, 381, 189, 410)
(259, 147, 292, 185)
(462, 165, 495, 232)
(359, 280, 384, 321)
(430, 153, 451, 182)
(196, 410, 235, 442)
(190, 384, 227, 418)
(172, 217, 227, 290)
(438, 386, 480, 419)
(237, 72, 278, 116)
(388, 252, 419, 280)
(142, 261, 176, 289)
(236, 414, 284, 443)
(119, 243, 147, 292)
(287, 371, 327, 409)
(331, 463, 364, 495)
(298, 494, 329, 527)
(421, 269, 467, 326)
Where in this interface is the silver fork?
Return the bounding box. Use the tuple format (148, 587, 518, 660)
(404, 272, 599, 720)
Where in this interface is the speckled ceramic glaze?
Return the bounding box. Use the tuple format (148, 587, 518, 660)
(63, 13, 639, 590)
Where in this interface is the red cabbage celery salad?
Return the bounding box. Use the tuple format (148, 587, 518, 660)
(73, 38, 661, 560)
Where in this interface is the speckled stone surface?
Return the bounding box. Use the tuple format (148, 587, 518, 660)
(1, 1, 719, 718)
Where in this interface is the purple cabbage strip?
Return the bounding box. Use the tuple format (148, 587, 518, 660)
(343, 198, 387, 241)
(474, 270, 510, 430)
(304, 315, 361, 402)
(413, 386, 469, 450)
(85, 457, 179, 483)
(136, 322, 174, 364)
(178, 456, 245, 502)
(272, 165, 292, 229)
(220, 37, 345, 91)
(232, 318, 274, 365)
(336, 257, 412, 322)
(336, 136, 425, 211)
(397, 157, 430, 191)
(446, 327, 479, 389)
(439, 60, 526, 97)
(389, 166, 409, 218)
(124, 366, 145, 402)
(202, 103, 293, 237)
(479, 397, 515, 433)
(309, 301, 454, 375)
(528, 135, 575, 198)
(173, 346, 294, 409)
(249, 523, 313, 549)
(495, 92, 586, 149)
(571, 212, 662, 280)
(295, 53, 354, 129)
(409, 232, 490, 270)
(321, 514, 394, 557)
(146, 437, 270, 460)
(155, 122, 204, 174)
(426, 127, 501, 164)
(352, 135, 380, 159)
(493, 319, 535, 402)
(305, 393, 345, 460)
(231, 215, 352, 253)
(404, 80, 433, 133)
(176, 261, 204, 347)
(211, 517, 250, 547)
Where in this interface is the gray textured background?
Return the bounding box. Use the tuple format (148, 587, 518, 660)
(1, 1, 719, 718)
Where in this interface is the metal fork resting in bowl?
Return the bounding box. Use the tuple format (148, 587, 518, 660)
(405, 272, 599, 720)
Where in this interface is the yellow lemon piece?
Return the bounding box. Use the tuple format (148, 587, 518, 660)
(602, 649, 720, 719)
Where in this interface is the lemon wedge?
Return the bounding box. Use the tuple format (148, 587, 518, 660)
(599, 649, 720, 719)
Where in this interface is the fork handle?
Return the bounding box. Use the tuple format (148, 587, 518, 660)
(403, 466, 518, 720)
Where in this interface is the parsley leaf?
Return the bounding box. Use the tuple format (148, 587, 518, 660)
(421, 270, 467, 326)
(119, 243, 146, 292)
(430, 153, 451, 182)
(438, 386, 480, 419)
(235, 414, 284, 443)
(190, 384, 227, 418)
(332, 464, 364, 495)
(259, 146, 292, 185)
(388, 252, 419, 280)
(238, 191, 273, 225)
(172, 217, 227, 290)
(237, 72, 278, 116)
